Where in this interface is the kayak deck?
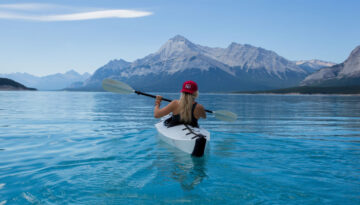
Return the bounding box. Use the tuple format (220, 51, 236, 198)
(155, 120, 210, 157)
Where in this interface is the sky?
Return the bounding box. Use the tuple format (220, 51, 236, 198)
(0, 0, 359, 76)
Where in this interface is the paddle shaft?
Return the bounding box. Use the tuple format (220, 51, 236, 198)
(134, 90, 213, 113)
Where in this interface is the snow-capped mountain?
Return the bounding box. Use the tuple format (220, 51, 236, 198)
(75, 35, 311, 92)
(0, 70, 91, 90)
(295, 59, 336, 73)
(119, 35, 305, 78)
(301, 46, 360, 86)
(201, 42, 304, 77)
(117, 35, 235, 77)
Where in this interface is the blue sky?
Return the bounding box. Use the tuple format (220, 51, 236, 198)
(0, 0, 359, 76)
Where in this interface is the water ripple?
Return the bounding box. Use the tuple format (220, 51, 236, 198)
(0, 92, 359, 204)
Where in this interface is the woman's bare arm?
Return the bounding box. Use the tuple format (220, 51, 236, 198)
(154, 97, 177, 118)
(195, 104, 206, 119)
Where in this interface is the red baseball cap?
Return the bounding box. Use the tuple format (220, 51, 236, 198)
(181, 80, 198, 94)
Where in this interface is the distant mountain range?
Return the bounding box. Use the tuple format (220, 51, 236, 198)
(301, 46, 360, 87)
(3, 35, 345, 93)
(71, 35, 334, 92)
(295, 60, 336, 73)
(0, 70, 90, 90)
(0, 78, 36, 91)
(238, 46, 360, 94)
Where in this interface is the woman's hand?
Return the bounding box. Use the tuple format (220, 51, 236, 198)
(155, 95, 162, 106)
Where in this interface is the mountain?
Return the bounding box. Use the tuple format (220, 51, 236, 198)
(0, 78, 36, 91)
(295, 59, 336, 73)
(79, 59, 131, 90)
(0, 70, 90, 90)
(301, 46, 360, 86)
(72, 35, 310, 92)
(33, 70, 91, 90)
(0, 73, 39, 88)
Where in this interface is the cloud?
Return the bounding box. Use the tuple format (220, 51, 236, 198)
(0, 3, 60, 10)
(0, 4, 153, 21)
(0, 10, 153, 21)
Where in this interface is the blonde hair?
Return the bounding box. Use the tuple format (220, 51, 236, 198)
(179, 91, 198, 123)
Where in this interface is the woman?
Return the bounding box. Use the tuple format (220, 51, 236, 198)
(154, 80, 206, 128)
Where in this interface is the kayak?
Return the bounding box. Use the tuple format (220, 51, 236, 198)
(155, 118, 210, 157)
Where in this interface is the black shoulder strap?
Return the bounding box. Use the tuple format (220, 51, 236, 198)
(191, 102, 197, 114)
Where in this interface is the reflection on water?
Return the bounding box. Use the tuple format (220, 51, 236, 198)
(157, 140, 208, 190)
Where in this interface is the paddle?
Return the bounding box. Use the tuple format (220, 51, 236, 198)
(102, 78, 237, 122)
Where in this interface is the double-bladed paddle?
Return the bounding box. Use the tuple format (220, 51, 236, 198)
(102, 78, 237, 122)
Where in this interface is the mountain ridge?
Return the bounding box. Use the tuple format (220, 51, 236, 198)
(73, 35, 319, 92)
(0, 78, 37, 91)
(295, 59, 336, 73)
(0, 70, 90, 90)
(301, 45, 360, 86)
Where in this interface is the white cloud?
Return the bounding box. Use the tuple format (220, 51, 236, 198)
(0, 3, 59, 10)
(0, 3, 153, 21)
(49, 10, 153, 21)
(0, 10, 153, 21)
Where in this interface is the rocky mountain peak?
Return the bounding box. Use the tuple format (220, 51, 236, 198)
(65, 69, 78, 75)
(227, 42, 242, 49)
(170, 35, 190, 42)
(107, 59, 131, 67)
(350, 45, 360, 56)
(301, 45, 360, 86)
(296, 59, 336, 67)
(295, 59, 336, 73)
(156, 35, 199, 59)
(339, 45, 360, 77)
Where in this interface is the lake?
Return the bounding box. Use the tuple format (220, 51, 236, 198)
(0, 91, 359, 204)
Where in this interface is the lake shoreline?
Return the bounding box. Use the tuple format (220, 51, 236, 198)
(3, 89, 360, 96)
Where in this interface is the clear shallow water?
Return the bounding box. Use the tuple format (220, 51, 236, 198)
(0, 91, 359, 204)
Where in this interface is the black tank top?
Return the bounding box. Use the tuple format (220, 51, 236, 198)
(164, 102, 199, 128)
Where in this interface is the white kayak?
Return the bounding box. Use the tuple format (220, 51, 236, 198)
(155, 119, 210, 157)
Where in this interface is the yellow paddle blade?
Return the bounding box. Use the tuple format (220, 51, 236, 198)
(102, 79, 134, 94)
(213, 110, 237, 122)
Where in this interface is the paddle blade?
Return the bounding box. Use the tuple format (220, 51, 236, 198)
(102, 79, 134, 94)
(213, 110, 237, 122)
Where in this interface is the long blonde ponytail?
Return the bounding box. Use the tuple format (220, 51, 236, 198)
(179, 91, 198, 123)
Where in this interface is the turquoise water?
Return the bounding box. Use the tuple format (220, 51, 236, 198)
(0, 91, 360, 204)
